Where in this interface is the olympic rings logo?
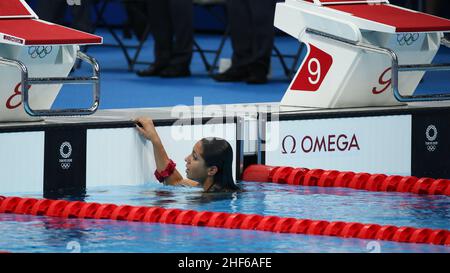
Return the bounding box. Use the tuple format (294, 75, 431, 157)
(61, 163, 71, 170)
(396, 33, 420, 46)
(427, 145, 436, 152)
(28, 46, 53, 59)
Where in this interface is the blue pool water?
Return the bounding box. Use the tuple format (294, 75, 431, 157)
(0, 181, 449, 253)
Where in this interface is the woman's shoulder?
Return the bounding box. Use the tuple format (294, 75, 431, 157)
(208, 183, 243, 193)
(176, 179, 200, 187)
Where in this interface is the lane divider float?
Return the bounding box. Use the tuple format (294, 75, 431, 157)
(0, 196, 448, 246)
(242, 165, 450, 196)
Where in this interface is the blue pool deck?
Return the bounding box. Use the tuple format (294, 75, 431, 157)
(52, 30, 450, 110)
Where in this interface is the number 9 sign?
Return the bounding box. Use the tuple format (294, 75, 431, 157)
(307, 58, 321, 85)
(291, 44, 333, 92)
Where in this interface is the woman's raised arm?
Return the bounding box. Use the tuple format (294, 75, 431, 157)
(135, 117, 196, 186)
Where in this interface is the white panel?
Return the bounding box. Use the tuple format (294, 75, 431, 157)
(87, 123, 237, 187)
(0, 131, 44, 194)
(265, 115, 412, 175)
(86, 128, 151, 187)
(244, 117, 258, 155)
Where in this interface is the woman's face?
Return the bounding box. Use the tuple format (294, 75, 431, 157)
(185, 141, 208, 183)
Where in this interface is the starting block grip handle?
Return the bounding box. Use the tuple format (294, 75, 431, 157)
(1, 51, 100, 117)
(399, 63, 450, 73)
(442, 37, 450, 49)
(27, 77, 98, 85)
(24, 51, 100, 117)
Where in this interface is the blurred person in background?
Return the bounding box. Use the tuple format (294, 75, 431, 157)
(136, 0, 193, 78)
(425, 0, 450, 39)
(390, 0, 449, 19)
(425, 0, 450, 19)
(212, 0, 277, 84)
(35, 0, 94, 33)
(122, 0, 149, 41)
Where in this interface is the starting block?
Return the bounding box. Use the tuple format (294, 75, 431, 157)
(275, 0, 450, 108)
(0, 0, 102, 121)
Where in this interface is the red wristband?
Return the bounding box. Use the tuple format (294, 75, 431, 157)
(154, 159, 176, 182)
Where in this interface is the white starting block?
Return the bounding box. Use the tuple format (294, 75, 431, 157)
(0, 0, 102, 121)
(275, 0, 450, 108)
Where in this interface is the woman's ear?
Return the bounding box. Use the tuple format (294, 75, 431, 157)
(207, 166, 218, 177)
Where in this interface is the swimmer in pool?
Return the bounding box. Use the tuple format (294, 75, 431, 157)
(135, 117, 240, 193)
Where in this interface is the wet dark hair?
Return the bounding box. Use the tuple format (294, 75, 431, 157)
(200, 137, 240, 192)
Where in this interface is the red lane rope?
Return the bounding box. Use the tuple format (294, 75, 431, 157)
(242, 165, 450, 196)
(0, 196, 448, 246)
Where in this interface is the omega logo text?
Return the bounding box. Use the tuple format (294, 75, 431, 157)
(282, 133, 360, 154)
